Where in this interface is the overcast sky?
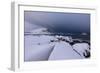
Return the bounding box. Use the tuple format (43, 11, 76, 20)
(24, 11, 90, 34)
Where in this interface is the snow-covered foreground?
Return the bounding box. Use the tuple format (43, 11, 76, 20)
(24, 43, 55, 61)
(24, 35, 90, 61)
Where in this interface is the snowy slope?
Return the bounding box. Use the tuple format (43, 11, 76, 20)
(49, 41, 82, 60)
(25, 43, 55, 61)
(24, 35, 56, 61)
(72, 43, 90, 58)
(24, 35, 55, 45)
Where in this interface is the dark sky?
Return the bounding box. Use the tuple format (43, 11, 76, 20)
(24, 11, 90, 34)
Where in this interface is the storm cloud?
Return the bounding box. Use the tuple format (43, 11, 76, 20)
(24, 11, 90, 34)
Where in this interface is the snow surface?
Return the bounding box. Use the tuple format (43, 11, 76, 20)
(24, 35, 55, 45)
(49, 41, 82, 60)
(25, 42, 55, 61)
(72, 43, 90, 58)
(24, 35, 56, 61)
(24, 34, 90, 61)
